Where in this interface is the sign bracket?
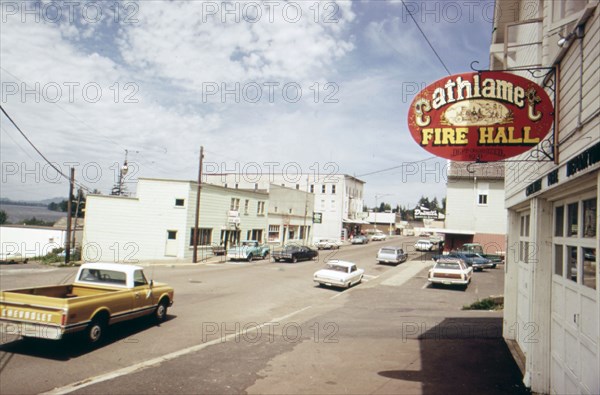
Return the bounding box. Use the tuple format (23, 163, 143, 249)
(468, 61, 558, 165)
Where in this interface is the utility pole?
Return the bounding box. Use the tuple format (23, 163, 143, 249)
(65, 167, 75, 264)
(193, 146, 204, 263)
(71, 188, 83, 258)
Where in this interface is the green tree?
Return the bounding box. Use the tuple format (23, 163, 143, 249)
(0, 210, 7, 224)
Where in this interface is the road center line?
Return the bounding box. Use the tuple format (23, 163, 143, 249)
(42, 306, 313, 395)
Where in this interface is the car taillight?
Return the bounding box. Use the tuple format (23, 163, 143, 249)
(61, 311, 67, 326)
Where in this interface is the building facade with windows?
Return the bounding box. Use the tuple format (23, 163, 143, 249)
(442, 162, 507, 252)
(83, 178, 269, 262)
(491, 1, 599, 393)
(266, 184, 314, 246)
(204, 173, 366, 243)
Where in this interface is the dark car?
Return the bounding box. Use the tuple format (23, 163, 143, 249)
(436, 252, 494, 271)
(272, 245, 318, 263)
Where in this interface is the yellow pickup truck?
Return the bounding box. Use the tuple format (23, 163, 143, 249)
(0, 263, 174, 344)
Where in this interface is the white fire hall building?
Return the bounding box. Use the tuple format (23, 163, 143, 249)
(491, 1, 599, 394)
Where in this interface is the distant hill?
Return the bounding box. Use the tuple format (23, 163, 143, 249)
(0, 197, 64, 207)
(0, 202, 66, 224)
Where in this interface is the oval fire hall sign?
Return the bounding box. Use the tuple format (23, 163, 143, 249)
(407, 71, 554, 162)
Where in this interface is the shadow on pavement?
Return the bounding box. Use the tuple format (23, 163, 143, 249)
(0, 315, 177, 362)
(378, 317, 530, 395)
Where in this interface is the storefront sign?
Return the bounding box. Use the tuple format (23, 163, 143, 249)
(312, 212, 322, 224)
(407, 72, 554, 162)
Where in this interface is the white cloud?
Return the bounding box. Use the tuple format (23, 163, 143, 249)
(1, 0, 492, 208)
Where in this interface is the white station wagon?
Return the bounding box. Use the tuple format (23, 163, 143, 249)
(428, 258, 473, 289)
(313, 260, 364, 289)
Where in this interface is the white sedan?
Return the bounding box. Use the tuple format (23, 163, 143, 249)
(313, 260, 364, 288)
(428, 258, 472, 289)
(370, 232, 387, 241)
(315, 238, 342, 250)
(414, 239, 435, 251)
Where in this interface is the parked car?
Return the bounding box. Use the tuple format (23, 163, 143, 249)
(314, 238, 342, 250)
(457, 243, 504, 265)
(435, 252, 494, 271)
(351, 235, 369, 244)
(313, 260, 364, 289)
(226, 240, 270, 262)
(272, 245, 318, 263)
(371, 232, 387, 241)
(428, 258, 472, 289)
(376, 247, 407, 265)
(414, 239, 434, 251)
(0, 253, 29, 264)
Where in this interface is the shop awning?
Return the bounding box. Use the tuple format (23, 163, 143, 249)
(342, 218, 370, 225)
(425, 227, 475, 235)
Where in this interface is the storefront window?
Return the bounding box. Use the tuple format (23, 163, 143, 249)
(554, 244, 563, 276)
(583, 198, 597, 238)
(582, 248, 597, 290)
(567, 203, 579, 237)
(555, 206, 564, 236)
(567, 246, 577, 283)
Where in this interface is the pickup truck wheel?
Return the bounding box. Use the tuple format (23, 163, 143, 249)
(155, 299, 169, 323)
(247, 254, 253, 262)
(87, 316, 107, 344)
(292, 256, 298, 263)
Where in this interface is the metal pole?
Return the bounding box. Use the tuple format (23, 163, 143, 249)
(65, 167, 74, 264)
(71, 188, 82, 258)
(193, 146, 204, 263)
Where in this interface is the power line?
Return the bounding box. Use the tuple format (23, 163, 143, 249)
(356, 156, 438, 177)
(0, 104, 92, 193)
(401, 0, 451, 76)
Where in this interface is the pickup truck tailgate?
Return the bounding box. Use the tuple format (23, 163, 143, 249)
(1, 298, 67, 340)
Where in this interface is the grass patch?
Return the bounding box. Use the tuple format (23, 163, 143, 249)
(463, 297, 503, 311)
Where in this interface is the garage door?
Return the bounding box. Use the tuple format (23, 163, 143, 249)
(551, 196, 598, 394)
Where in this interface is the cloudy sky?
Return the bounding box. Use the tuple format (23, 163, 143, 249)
(1, 0, 494, 208)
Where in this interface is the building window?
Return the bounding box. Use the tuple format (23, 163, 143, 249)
(289, 208, 293, 214)
(189, 228, 212, 246)
(330, 199, 335, 210)
(478, 194, 488, 205)
(296, 184, 300, 190)
(567, 202, 579, 237)
(268, 225, 280, 242)
(553, 195, 597, 290)
(322, 185, 326, 193)
(274, 206, 278, 213)
(254, 183, 259, 190)
(555, 205, 564, 236)
(230, 198, 240, 211)
(554, 245, 563, 276)
(551, 0, 587, 26)
(257, 201, 265, 215)
(519, 214, 530, 263)
(167, 230, 177, 240)
(175, 198, 185, 207)
(310, 184, 314, 193)
(331, 185, 336, 194)
(244, 199, 249, 215)
(235, 183, 239, 189)
(583, 198, 597, 238)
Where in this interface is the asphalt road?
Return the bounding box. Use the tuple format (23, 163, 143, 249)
(0, 236, 527, 394)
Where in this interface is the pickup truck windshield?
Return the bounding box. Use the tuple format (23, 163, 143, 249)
(79, 268, 127, 286)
